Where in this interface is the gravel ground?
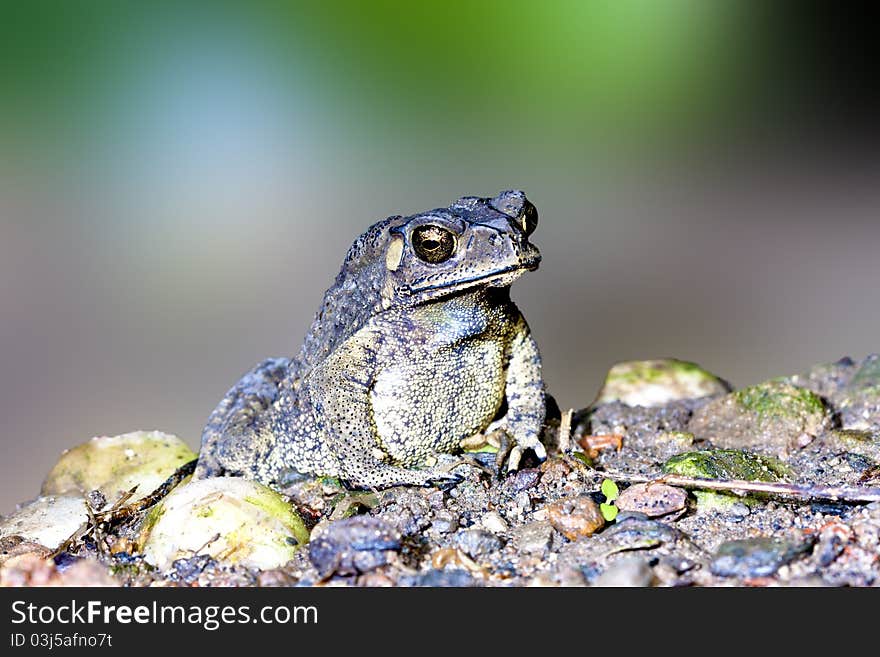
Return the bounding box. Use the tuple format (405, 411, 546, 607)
(2, 356, 880, 587)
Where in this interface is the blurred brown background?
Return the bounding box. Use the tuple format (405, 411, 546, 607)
(1, 3, 877, 512)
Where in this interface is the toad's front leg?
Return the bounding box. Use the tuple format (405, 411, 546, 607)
(497, 316, 547, 472)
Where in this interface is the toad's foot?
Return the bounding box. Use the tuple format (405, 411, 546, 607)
(488, 425, 547, 474)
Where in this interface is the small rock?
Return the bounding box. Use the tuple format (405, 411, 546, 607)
(358, 572, 396, 587)
(431, 547, 483, 574)
(42, 431, 196, 503)
(554, 568, 585, 587)
(455, 528, 502, 558)
(401, 568, 477, 587)
(655, 431, 695, 450)
(308, 516, 400, 579)
(593, 556, 655, 587)
(514, 490, 533, 512)
(0, 554, 57, 586)
(602, 513, 685, 552)
(0, 496, 88, 550)
(663, 448, 787, 481)
(508, 468, 541, 493)
(0, 536, 51, 566)
(431, 509, 458, 534)
(710, 536, 814, 578)
(512, 521, 553, 555)
(546, 496, 605, 541)
(256, 569, 298, 587)
(528, 574, 557, 587)
(539, 458, 572, 485)
(850, 354, 880, 388)
(0, 553, 118, 587)
(139, 477, 309, 571)
(596, 359, 730, 407)
(171, 554, 213, 583)
(54, 559, 120, 587)
(616, 483, 687, 518)
(837, 386, 880, 432)
(689, 381, 829, 454)
(376, 488, 432, 536)
(481, 511, 509, 534)
(86, 490, 107, 511)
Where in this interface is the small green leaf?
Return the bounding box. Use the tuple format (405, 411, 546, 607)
(600, 502, 619, 522)
(572, 452, 593, 466)
(601, 478, 619, 502)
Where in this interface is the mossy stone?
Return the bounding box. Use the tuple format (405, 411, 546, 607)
(732, 382, 825, 423)
(595, 359, 730, 408)
(663, 449, 788, 512)
(663, 449, 788, 481)
(827, 429, 880, 461)
(851, 354, 880, 388)
(688, 381, 829, 455)
(138, 477, 309, 571)
(42, 431, 196, 503)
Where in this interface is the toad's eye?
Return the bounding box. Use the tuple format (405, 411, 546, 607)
(519, 201, 538, 236)
(412, 225, 456, 263)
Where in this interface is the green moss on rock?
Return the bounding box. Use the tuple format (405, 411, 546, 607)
(663, 449, 788, 512)
(851, 355, 880, 388)
(732, 383, 825, 424)
(596, 359, 730, 408)
(138, 477, 309, 571)
(688, 381, 830, 455)
(42, 431, 196, 503)
(663, 449, 788, 481)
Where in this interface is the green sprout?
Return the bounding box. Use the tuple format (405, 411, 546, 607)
(600, 478, 619, 521)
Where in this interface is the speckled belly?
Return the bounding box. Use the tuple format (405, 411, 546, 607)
(370, 337, 506, 465)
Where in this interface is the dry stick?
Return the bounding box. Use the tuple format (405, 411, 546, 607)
(598, 469, 880, 504)
(50, 459, 198, 558)
(557, 409, 573, 453)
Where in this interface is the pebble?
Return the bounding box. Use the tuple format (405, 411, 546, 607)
(616, 483, 687, 518)
(0, 496, 88, 550)
(401, 569, 477, 587)
(710, 536, 814, 578)
(0, 553, 118, 587)
(455, 528, 502, 558)
(431, 509, 458, 534)
(0, 536, 51, 566)
(546, 496, 605, 541)
(593, 556, 655, 587)
(514, 490, 533, 512)
(481, 511, 509, 534)
(509, 469, 541, 493)
(308, 516, 400, 579)
(596, 359, 730, 407)
(512, 521, 553, 555)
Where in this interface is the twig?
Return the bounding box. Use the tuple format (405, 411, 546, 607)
(50, 459, 198, 557)
(597, 468, 880, 504)
(557, 409, 573, 453)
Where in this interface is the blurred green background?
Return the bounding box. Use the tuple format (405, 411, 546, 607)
(1, 2, 877, 511)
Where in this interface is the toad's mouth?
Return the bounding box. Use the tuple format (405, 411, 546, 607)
(404, 257, 541, 301)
